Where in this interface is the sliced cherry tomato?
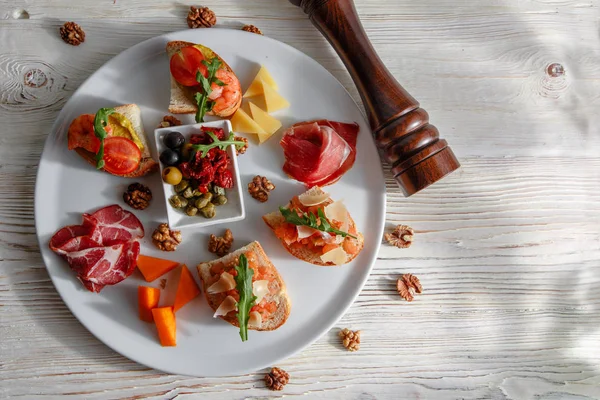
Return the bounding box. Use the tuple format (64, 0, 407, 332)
(169, 46, 208, 86)
(102, 137, 141, 175)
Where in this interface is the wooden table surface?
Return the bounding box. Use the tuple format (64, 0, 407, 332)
(1, 0, 599, 398)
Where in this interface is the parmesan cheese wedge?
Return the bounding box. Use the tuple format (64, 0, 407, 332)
(207, 271, 236, 294)
(297, 225, 320, 240)
(253, 280, 270, 303)
(249, 102, 282, 142)
(320, 246, 348, 266)
(213, 295, 237, 317)
(248, 311, 262, 328)
(298, 186, 330, 206)
(230, 107, 267, 135)
(244, 66, 278, 97)
(325, 200, 349, 232)
(261, 80, 290, 113)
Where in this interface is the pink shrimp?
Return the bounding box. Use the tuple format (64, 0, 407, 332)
(207, 69, 241, 115)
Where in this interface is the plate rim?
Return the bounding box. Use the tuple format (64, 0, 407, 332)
(34, 28, 386, 376)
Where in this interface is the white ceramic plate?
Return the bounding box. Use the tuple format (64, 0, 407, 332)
(35, 29, 385, 376)
(155, 120, 245, 230)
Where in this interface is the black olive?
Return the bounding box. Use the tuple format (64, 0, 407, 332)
(159, 148, 180, 166)
(163, 131, 185, 150)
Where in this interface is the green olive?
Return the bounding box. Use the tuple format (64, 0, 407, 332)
(162, 166, 183, 185)
(192, 189, 203, 197)
(181, 143, 194, 160)
(169, 195, 188, 209)
(200, 203, 216, 218)
(174, 179, 189, 193)
(182, 187, 194, 199)
(185, 205, 198, 216)
(213, 195, 227, 206)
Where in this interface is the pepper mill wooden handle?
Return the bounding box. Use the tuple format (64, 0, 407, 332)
(290, 0, 460, 196)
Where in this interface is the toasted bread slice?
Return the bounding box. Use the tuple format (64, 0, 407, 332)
(73, 104, 158, 177)
(197, 241, 291, 331)
(262, 188, 364, 266)
(166, 41, 242, 117)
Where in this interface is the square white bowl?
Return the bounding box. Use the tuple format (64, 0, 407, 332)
(154, 120, 245, 230)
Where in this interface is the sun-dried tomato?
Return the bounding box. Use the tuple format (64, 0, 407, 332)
(189, 127, 226, 145)
(214, 169, 233, 188)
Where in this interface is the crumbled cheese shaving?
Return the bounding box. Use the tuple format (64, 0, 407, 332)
(297, 225, 320, 240)
(253, 280, 270, 303)
(298, 186, 330, 206)
(325, 200, 349, 232)
(248, 311, 262, 328)
(320, 246, 348, 266)
(213, 295, 237, 317)
(207, 271, 236, 294)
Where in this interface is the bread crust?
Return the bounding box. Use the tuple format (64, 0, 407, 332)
(166, 41, 242, 118)
(197, 241, 291, 331)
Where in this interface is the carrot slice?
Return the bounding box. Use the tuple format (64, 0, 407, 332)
(152, 306, 176, 347)
(138, 286, 161, 322)
(136, 254, 179, 282)
(173, 265, 201, 312)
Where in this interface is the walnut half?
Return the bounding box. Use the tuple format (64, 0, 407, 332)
(248, 175, 275, 203)
(152, 223, 182, 252)
(208, 229, 234, 257)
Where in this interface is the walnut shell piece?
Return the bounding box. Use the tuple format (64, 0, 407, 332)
(339, 328, 361, 352)
(187, 6, 216, 29)
(123, 183, 152, 210)
(235, 136, 248, 155)
(208, 229, 234, 257)
(242, 24, 263, 35)
(248, 175, 275, 203)
(397, 273, 422, 302)
(157, 115, 182, 128)
(60, 22, 85, 46)
(264, 367, 289, 391)
(152, 223, 182, 252)
(384, 224, 414, 248)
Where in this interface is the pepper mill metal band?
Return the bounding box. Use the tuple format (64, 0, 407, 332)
(289, 0, 460, 196)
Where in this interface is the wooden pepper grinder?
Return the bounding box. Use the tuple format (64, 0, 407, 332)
(289, 0, 460, 196)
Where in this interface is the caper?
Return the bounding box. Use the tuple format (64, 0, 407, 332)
(200, 203, 216, 218)
(212, 185, 226, 196)
(169, 195, 188, 209)
(174, 179, 189, 193)
(182, 186, 194, 199)
(192, 189, 204, 197)
(213, 195, 228, 206)
(185, 205, 198, 216)
(195, 192, 213, 209)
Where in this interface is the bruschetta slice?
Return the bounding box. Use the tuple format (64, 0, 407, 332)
(67, 104, 158, 178)
(263, 187, 364, 266)
(197, 241, 290, 335)
(166, 41, 242, 118)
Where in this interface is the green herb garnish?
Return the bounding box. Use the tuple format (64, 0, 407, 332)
(194, 58, 225, 122)
(279, 206, 357, 239)
(93, 107, 116, 169)
(191, 131, 246, 158)
(234, 254, 257, 342)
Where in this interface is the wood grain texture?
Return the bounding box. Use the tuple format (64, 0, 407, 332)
(1, 0, 600, 398)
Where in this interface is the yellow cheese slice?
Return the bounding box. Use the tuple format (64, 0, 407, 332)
(262, 80, 290, 113)
(243, 66, 278, 97)
(248, 102, 282, 142)
(230, 108, 267, 135)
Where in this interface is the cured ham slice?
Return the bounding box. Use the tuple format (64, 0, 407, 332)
(90, 204, 144, 246)
(48, 205, 143, 293)
(280, 120, 359, 187)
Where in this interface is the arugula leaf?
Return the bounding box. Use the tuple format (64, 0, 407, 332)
(194, 58, 223, 123)
(92, 107, 116, 169)
(279, 206, 357, 239)
(234, 254, 257, 342)
(191, 131, 247, 158)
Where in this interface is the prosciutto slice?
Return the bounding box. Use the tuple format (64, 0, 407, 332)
(280, 120, 359, 187)
(48, 205, 144, 293)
